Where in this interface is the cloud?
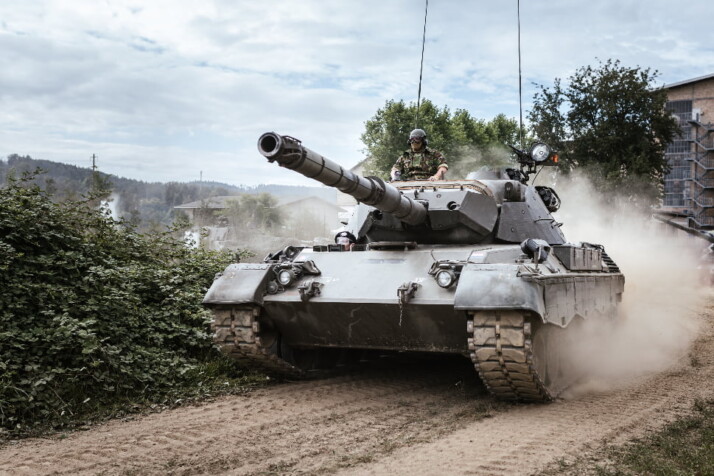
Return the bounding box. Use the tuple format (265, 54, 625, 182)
(0, 0, 711, 186)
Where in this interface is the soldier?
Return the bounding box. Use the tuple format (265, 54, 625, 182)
(390, 128, 448, 181)
(334, 230, 356, 251)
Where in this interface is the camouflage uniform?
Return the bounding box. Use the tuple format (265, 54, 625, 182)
(392, 147, 448, 180)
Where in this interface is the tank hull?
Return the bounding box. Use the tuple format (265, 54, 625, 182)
(205, 244, 624, 401)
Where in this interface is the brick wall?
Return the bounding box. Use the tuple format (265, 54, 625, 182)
(667, 78, 714, 123)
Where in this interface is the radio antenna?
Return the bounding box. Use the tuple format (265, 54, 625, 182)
(415, 0, 429, 129)
(517, 0, 524, 149)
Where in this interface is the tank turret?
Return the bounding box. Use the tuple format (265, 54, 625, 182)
(258, 132, 565, 245)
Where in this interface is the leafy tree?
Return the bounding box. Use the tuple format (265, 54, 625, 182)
(90, 169, 112, 199)
(242, 193, 283, 230)
(219, 193, 283, 232)
(361, 99, 523, 178)
(528, 59, 679, 202)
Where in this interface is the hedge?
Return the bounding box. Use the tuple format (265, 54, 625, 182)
(0, 175, 237, 433)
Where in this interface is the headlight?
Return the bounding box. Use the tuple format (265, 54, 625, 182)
(435, 269, 456, 288)
(277, 269, 296, 286)
(530, 142, 552, 163)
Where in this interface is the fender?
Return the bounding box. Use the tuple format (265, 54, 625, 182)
(453, 263, 545, 317)
(203, 263, 272, 306)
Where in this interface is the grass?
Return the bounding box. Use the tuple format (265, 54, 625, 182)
(599, 398, 713, 475)
(540, 398, 714, 475)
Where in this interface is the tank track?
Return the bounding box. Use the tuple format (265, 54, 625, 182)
(213, 306, 562, 400)
(467, 311, 552, 402)
(211, 306, 305, 378)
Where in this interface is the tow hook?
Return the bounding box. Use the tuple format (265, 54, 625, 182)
(298, 280, 322, 302)
(397, 281, 420, 305)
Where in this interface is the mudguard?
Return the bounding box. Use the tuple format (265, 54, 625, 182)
(203, 263, 273, 305)
(453, 264, 545, 316)
(538, 274, 625, 326)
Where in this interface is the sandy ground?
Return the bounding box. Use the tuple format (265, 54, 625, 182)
(2, 296, 713, 476)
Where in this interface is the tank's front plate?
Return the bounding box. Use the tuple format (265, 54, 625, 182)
(262, 247, 476, 352)
(268, 247, 474, 305)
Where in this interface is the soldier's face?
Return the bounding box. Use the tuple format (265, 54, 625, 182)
(410, 139, 423, 151)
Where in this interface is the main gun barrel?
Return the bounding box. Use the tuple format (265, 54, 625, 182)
(258, 132, 427, 225)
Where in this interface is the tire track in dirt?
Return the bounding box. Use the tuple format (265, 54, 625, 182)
(337, 304, 714, 476)
(0, 356, 502, 475)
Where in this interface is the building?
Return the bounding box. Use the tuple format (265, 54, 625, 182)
(663, 74, 714, 229)
(173, 196, 233, 225)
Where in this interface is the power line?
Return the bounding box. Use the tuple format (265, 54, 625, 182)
(517, 0, 524, 149)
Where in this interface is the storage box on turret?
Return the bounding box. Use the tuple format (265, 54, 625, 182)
(552, 245, 603, 271)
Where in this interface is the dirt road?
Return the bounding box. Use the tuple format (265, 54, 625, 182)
(2, 296, 713, 476)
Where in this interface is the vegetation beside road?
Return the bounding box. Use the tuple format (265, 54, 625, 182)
(541, 398, 714, 475)
(0, 174, 263, 438)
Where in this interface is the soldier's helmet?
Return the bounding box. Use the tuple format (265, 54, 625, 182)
(408, 128, 428, 146)
(335, 231, 356, 246)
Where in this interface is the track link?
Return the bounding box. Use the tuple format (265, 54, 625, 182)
(467, 311, 552, 402)
(211, 306, 304, 378)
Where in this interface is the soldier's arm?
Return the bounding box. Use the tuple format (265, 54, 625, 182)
(429, 152, 448, 181)
(431, 165, 448, 180)
(390, 155, 406, 181)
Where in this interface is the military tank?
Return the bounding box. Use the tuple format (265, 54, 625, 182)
(203, 132, 625, 402)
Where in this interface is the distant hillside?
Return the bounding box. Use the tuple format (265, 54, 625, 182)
(0, 154, 336, 230)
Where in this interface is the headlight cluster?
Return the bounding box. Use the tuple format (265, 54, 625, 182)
(268, 260, 322, 295)
(428, 261, 463, 289)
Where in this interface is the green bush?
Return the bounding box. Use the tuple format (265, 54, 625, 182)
(0, 175, 237, 433)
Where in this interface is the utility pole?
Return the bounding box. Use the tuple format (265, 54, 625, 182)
(91, 154, 98, 192)
(89, 153, 110, 199)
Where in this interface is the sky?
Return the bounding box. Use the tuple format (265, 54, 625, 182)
(1, 0, 712, 187)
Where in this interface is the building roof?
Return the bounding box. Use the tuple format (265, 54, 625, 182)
(350, 157, 369, 171)
(664, 73, 714, 90)
(173, 196, 237, 209)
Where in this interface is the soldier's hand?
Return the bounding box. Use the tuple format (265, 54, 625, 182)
(430, 167, 447, 181)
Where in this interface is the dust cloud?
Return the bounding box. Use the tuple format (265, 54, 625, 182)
(101, 193, 121, 220)
(449, 144, 513, 179)
(549, 172, 704, 397)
